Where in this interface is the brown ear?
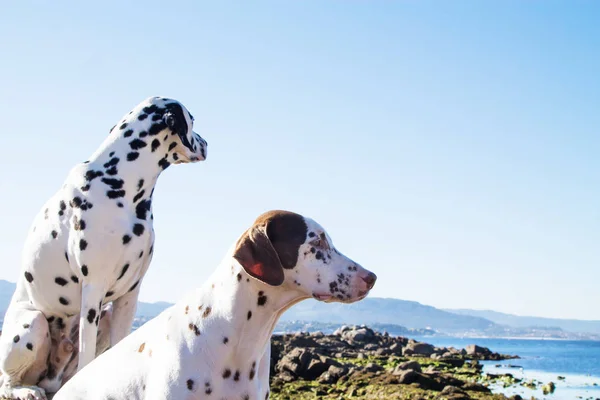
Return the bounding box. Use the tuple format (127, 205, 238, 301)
(233, 226, 285, 286)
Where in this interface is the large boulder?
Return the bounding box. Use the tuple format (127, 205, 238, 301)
(317, 365, 348, 384)
(404, 341, 435, 356)
(340, 326, 377, 343)
(392, 360, 422, 374)
(276, 348, 341, 380)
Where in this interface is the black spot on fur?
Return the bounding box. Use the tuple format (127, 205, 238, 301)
(138, 114, 148, 121)
(316, 251, 323, 260)
(101, 178, 124, 190)
(127, 152, 139, 161)
(123, 235, 131, 244)
(137, 179, 144, 190)
(58, 201, 66, 216)
(81, 265, 88, 276)
(118, 264, 129, 280)
(233, 370, 240, 381)
(13, 335, 19, 343)
(105, 167, 118, 175)
(71, 275, 79, 284)
(135, 199, 150, 220)
(223, 337, 229, 344)
(85, 170, 104, 182)
(26, 343, 33, 351)
(158, 157, 170, 169)
(129, 139, 147, 150)
(187, 379, 194, 391)
(79, 239, 88, 251)
(24, 272, 33, 283)
(237, 273, 242, 282)
(143, 105, 159, 114)
(103, 157, 120, 169)
(247, 311, 252, 320)
(258, 292, 267, 306)
(51, 230, 58, 239)
(106, 291, 114, 297)
(133, 223, 145, 236)
(120, 123, 128, 130)
(55, 277, 68, 286)
(87, 309, 97, 324)
(73, 217, 86, 231)
(249, 361, 256, 380)
(133, 190, 145, 203)
(189, 323, 200, 336)
(70, 197, 83, 208)
(149, 122, 167, 136)
(223, 369, 232, 379)
(168, 142, 177, 151)
(129, 280, 139, 292)
(107, 189, 126, 199)
(65, 252, 69, 262)
(59, 297, 69, 306)
(151, 139, 160, 152)
(56, 317, 65, 330)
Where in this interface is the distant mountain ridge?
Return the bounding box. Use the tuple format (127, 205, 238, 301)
(0, 280, 598, 339)
(445, 308, 600, 335)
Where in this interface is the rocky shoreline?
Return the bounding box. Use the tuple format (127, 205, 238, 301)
(268, 325, 538, 400)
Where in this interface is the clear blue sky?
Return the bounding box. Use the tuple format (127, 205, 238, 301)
(0, 1, 598, 320)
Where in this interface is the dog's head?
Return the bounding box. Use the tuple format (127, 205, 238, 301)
(233, 210, 376, 303)
(119, 96, 207, 164)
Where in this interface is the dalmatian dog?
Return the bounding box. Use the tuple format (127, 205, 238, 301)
(54, 210, 377, 400)
(0, 96, 208, 399)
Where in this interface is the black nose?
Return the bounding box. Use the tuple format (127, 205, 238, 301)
(361, 272, 377, 290)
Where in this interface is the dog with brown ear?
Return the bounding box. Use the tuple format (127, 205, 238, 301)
(54, 210, 377, 400)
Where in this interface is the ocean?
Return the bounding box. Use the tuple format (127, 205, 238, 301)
(411, 336, 600, 400)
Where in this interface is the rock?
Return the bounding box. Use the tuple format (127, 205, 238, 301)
(374, 348, 392, 356)
(542, 381, 556, 395)
(341, 326, 376, 342)
(440, 385, 468, 398)
(276, 348, 340, 380)
(461, 382, 491, 393)
(389, 343, 403, 354)
(333, 325, 349, 336)
(392, 360, 422, 374)
(465, 344, 491, 357)
(276, 348, 313, 375)
(405, 342, 435, 356)
(396, 369, 419, 385)
(317, 365, 348, 384)
(363, 362, 384, 373)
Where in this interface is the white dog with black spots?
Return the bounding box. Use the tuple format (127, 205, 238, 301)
(0, 96, 208, 400)
(54, 210, 377, 400)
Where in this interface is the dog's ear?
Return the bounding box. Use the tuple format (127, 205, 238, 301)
(233, 226, 285, 287)
(163, 103, 193, 150)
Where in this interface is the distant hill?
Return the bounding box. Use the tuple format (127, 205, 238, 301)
(446, 308, 600, 335)
(277, 297, 497, 332)
(0, 280, 598, 339)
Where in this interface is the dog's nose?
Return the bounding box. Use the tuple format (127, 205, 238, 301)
(360, 271, 377, 290)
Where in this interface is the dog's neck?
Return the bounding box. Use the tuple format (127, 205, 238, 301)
(85, 127, 174, 205)
(194, 249, 309, 370)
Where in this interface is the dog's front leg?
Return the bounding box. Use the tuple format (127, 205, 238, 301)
(77, 283, 105, 371)
(109, 284, 141, 347)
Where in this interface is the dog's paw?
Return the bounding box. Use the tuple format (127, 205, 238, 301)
(0, 386, 47, 400)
